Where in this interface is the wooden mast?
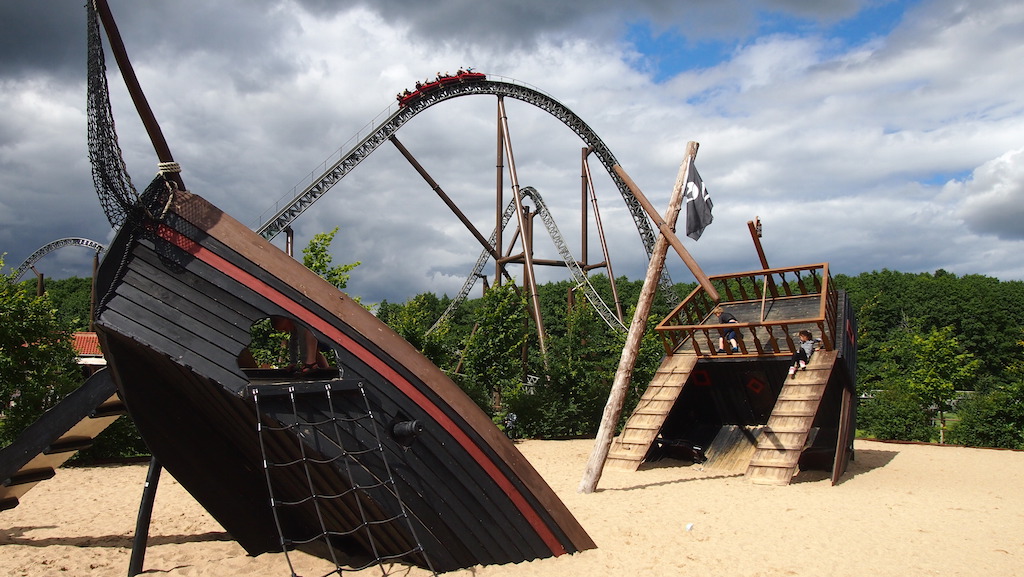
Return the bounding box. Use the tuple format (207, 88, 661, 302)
(578, 141, 698, 494)
(92, 0, 185, 192)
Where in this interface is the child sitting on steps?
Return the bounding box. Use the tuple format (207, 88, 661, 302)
(788, 329, 816, 378)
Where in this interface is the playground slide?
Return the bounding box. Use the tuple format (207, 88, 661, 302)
(0, 369, 125, 511)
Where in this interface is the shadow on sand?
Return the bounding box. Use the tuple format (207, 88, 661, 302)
(0, 527, 233, 549)
(791, 447, 900, 485)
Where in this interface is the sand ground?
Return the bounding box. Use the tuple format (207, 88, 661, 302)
(2, 438, 1022, 576)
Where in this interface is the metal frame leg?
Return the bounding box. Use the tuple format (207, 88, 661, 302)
(127, 457, 162, 577)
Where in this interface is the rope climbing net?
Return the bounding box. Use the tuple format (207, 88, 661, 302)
(251, 379, 436, 576)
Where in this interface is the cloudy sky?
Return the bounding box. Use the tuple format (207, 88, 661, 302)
(2, 0, 1022, 305)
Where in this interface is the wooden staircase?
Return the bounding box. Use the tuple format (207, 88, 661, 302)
(0, 369, 126, 511)
(746, 350, 838, 485)
(606, 353, 698, 471)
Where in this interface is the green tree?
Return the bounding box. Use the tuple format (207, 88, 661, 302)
(858, 384, 936, 442)
(0, 256, 82, 446)
(835, 269, 1024, 390)
(947, 383, 1024, 449)
(301, 227, 360, 292)
(386, 292, 457, 369)
(508, 289, 624, 438)
(948, 337, 1024, 449)
(35, 276, 94, 332)
(903, 325, 979, 437)
(460, 282, 529, 414)
(859, 323, 978, 442)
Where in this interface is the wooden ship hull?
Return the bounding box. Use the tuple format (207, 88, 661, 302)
(92, 190, 595, 572)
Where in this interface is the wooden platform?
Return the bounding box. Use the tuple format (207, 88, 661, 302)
(608, 264, 856, 485)
(606, 353, 698, 471)
(677, 295, 830, 359)
(746, 350, 838, 485)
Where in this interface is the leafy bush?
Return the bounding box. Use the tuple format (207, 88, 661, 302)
(0, 258, 83, 446)
(947, 384, 1024, 449)
(858, 385, 936, 442)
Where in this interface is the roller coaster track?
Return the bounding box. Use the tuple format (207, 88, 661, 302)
(522, 187, 625, 331)
(428, 200, 518, 335)
(254, 75, 677, 311)
(12, 238, 106, 282)
(428, 187, 626, 334)
(257, 78, 658, 252)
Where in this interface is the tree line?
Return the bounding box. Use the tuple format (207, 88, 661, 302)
(836, 269, 1024, 447)
(4, 249, 1024, 459)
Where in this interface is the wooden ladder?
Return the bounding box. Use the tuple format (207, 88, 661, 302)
(606, 353, 698, 471)
(746, 350, 838, 485)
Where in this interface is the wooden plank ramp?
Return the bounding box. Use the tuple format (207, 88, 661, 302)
(606, 353, 698, 471)
(746, 350, 838, 485)
(701, 425, 764, 474)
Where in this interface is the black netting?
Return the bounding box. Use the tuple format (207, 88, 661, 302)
(87, 1, 141, 230)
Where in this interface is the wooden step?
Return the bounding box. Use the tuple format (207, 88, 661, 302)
(44, 437, 95, 455)
(755, 431, 810, 449)
(5, 468, 56, 487)
(777, 393, 824, 401)
(749, 459, 799, 468)
(770, 409, 816, 417)
(92, 400, 127, 418)
(609, 353, 699, 470)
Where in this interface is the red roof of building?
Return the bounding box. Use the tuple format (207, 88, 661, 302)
(73, 332, 103, 357)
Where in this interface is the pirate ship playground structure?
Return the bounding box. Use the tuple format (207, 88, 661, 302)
(1, 1, 856, 575)
(603, 259, 857, 486)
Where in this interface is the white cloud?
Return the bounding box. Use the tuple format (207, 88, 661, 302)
(952, 148, 1024, 241)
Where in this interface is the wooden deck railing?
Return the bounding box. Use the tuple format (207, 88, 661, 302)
(655, 263, 838, 358)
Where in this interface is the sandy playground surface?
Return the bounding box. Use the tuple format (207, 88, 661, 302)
(1, 438, 1022, 577)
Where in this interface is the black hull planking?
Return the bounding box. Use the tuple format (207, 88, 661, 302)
(93, 191, 594, 573)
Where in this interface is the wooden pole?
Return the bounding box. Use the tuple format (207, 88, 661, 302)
(612, 164, 719, 302)
(578, 142, 698, 494)
(748, 218, 770, 270)
(93, 0, 185, 192)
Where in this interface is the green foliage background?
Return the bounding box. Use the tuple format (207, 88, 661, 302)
(6, 257, 1024, 459)
(835, 269, 1024, 445)
(0, 258, 83, 448)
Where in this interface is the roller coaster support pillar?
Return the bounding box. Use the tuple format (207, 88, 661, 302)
(31, 267, 44, 297)
(498, 97, 547, 357)
(90, 252, 99, 330)
(580, 142, 697, 494)
(495, 106, 505, 286)
(584, 148, 625, 323)
(612, 164, 719, 303)
(390, 135, 498, 258)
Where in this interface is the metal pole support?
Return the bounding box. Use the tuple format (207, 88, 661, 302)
(127, 457, 162, 577)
